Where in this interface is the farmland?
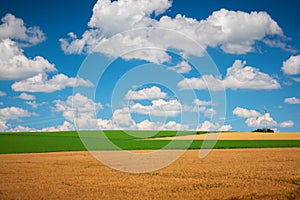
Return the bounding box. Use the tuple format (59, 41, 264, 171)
(0, 131, 300, 154)
(0, 131, 299, 199)
(0, 149, 299, 199)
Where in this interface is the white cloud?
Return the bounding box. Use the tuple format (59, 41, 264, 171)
(233, 106, 296, 129)
(178, 60, 280, 91)
(125, 86, 167, 100)
(25, 101, 47, 108)
(169, 61, 192, 74)
(136, 119, 189, 130)
(233, 107, 261, 118)
(130, 99, 182, 117)
(233, 106, 295, 129)
(0, 13, 45, 46)
(263, 38, 298, 54)
(193, 99, 212, 106)
(197, 120, 232, 131)
(292, 77, 300, 83)
(18, 93, 35, 100)
(97, 118, 113, 130)
(9, 125, 37, 132)
(245, 113, 277, 127)
(0, 90, 6, 96)
(0, 119, 7, 131)
(60, 0, 285, 63)
(88, 0, 171, 36)
(12, 73, 93, 93)
(0, 106, 36, 131)
(279, 120, 294, 128)
(284, 97, 300, 104)
(0, 39, 56, 80)
(0, 106, 36, 120)
(203, 108, 217, 118)
(0, 102, 3, 105)
(112, 107, 136, 129)
(41, 121, 74, 132)
(54, 93, 103, 130)
(282, 55, 300, 75)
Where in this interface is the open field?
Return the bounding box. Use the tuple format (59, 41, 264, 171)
(0, 131, 300, 154)
(150, 132, 300, 140)
(0, 148, 299, 199)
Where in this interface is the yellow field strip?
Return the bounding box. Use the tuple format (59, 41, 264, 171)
(149, 132, 300, 140)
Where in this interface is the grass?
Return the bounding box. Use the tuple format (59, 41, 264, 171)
(0, 130, 299, 154)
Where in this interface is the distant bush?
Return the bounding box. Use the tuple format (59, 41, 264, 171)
(252, 128, 274, 133)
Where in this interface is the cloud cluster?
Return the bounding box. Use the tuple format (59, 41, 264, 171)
(52, 93, 189, 130)
(125, 86, 167, 100)
(0, 38, 56, 80)
(12, 73, 94, 93)
(0, 106, 37, 131)
(18, 93, 36, 100)
(0, 90, 6, 96)
(233, 106, 294, 129)
(130, 99, 182, 117)
(0, 13, 93, 94)
(54, 93, 103, 129)
(197, 120, 232, 131)
(232, 107, 260, 118)
(169, 61, 192, 74)
(284, 97, 300, 104)
(178, 60, 280, 91)
(60, 0, 285, 63)
(0, 13, 45, 46)
(282, 55, 300, 75)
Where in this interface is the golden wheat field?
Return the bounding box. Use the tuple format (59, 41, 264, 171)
(150, 132, 300, 140)
(0, 148, 299, 199)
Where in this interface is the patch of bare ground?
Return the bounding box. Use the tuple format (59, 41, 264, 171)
(0, 148, 299, 199)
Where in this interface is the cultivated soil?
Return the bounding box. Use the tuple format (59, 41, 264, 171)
(0, 148, 299, 199)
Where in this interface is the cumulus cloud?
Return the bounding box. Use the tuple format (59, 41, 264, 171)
(292, 77, 300, 83)
(169, 61, 192, 74)
(178, 60, 280, 91)
(54, 93, 103, 130)
(284, 97, 300, 104)
(60, 0, 285, 63)
(111, 107, 136, 129)
(0, 13, 45, 46)
(192, 99, 212, 106)
(125, 86, 167, 100)
(25, 101, 47, 108)
(9, 125, 37, 132)
(233, 106, 293, 128)
(197, 120, 232, 131)
(232, 107, 261, 118)
(130, 99, 182, 117)
(0, 14, 56, 81)
(245, 113, 277, 127)
(0, 106, 37, 131)
(0, 39, 56, 80)
(0, 119, 7, 131)
(0, 106, 36, 120)
(136, 119, 189, 130)
(41, 121, 74, 132)
(279, 120, 294, 128)
(0, 90, 6, 96)
(282, 55, 300, 75)
(11, 73, 93, 93)
(18, 93, 35, 100)
(53, 93, 189, 131)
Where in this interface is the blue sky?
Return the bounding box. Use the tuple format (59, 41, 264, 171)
(0, 0, 299, 132)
